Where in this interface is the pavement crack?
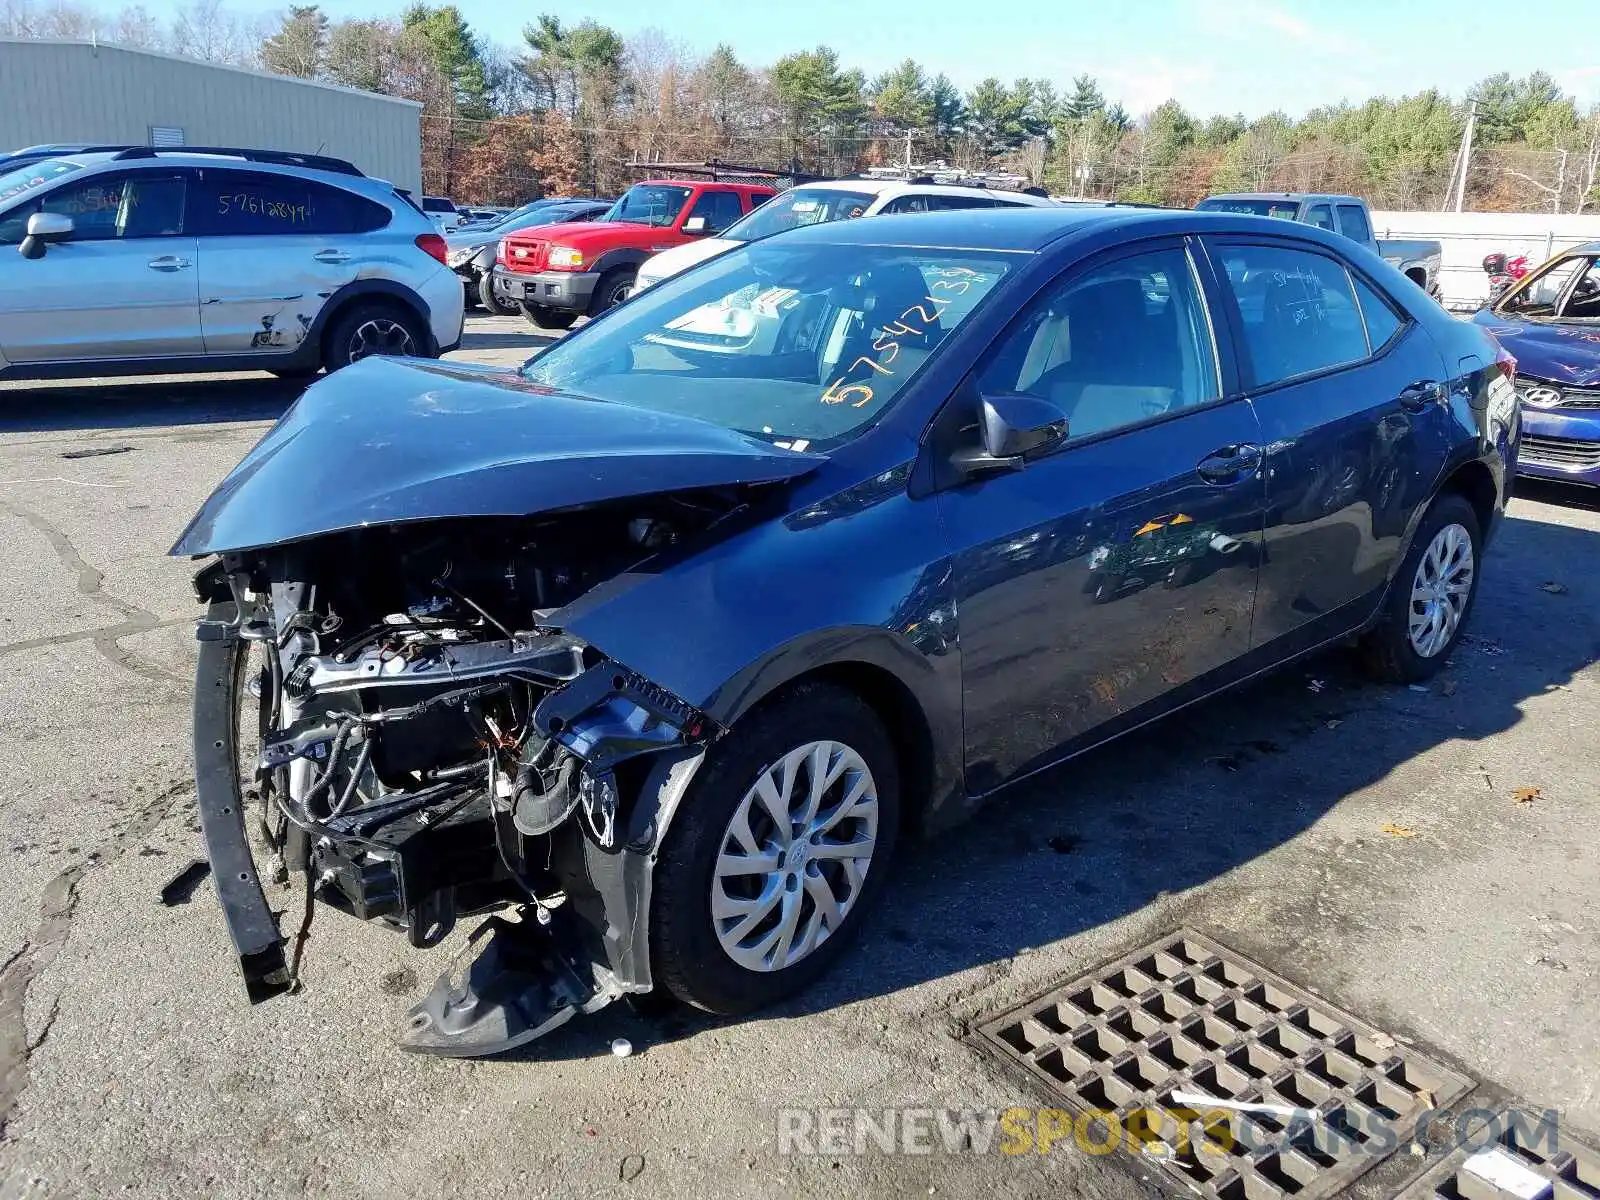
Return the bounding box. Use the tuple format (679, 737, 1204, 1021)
(0, 500, 189, 692)
(0, 779, 192, 1142)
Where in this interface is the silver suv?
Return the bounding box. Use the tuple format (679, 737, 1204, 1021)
(0, 147, 464, 381)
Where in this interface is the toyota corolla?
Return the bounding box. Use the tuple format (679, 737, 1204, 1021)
(174, 207, 1517, 1055)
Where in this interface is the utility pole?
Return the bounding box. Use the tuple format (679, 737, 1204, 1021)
(1555, 147, 1568, 214)
(904, 128, 913, 173)
(1450, 100, 1478, 213)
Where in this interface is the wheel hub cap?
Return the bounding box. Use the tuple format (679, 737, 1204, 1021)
(711, 739, 878, 973)
(1408, 522, 1474, 658)
(348, 318, 416, 362)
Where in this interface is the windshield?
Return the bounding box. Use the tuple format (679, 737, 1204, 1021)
(0, 158, 84, 206)
(720, 188, 877, 243)
(1500, 254, 1600, 320)
(520, 240, 1014, 448)
(1195, 197, 1300, 219)
(603, 184, 693, 227)
(461, 206, 595, 242)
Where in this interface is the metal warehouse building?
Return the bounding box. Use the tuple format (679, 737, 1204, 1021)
(0, 38, 422, 193)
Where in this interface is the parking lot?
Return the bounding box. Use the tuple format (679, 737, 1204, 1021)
(0, 314, 1597, 1199)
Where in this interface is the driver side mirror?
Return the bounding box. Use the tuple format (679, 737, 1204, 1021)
(954, 392, 1070, 478)
(683, 216, 709, 235)
(20, 211, 72, 260)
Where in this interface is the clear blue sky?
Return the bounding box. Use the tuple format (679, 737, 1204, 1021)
(293, 0, 1599, 118)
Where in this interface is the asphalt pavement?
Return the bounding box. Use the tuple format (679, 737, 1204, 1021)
(0, 316, 1596, 1199)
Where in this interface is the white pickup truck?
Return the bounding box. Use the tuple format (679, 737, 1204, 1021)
(1196, 192, 1443, 300)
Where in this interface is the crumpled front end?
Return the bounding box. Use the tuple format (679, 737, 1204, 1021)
(186, 499, 735, 1056)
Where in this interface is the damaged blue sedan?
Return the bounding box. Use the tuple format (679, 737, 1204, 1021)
(175, 206, 1517, 1055)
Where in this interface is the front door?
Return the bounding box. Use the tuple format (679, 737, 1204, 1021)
(1204, 237, 1453, 648)
(938, 240, 1266, 793)
(0, 169, 201, 364)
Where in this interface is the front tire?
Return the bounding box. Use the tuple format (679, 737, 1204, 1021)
(587, 267, 635, 318)
(1359, 492, 1481, 683)
(519, 303, 577, 331)
(476, 271, 516, 316)
(651, 683, 900, 1015)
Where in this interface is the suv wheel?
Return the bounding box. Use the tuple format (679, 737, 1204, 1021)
(650, 683, 900, 1015)
(587, 267, 636, 318)
(519, 303, 576, 331)
(324, 304, 427, 370)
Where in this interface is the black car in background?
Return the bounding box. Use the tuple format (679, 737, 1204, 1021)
(176, 206, 1517, 1055)
(446, 199, 612, 312)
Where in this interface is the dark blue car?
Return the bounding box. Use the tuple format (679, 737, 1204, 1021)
(175, 206, 1517, 1054)
(1472, 241, 1600, 485)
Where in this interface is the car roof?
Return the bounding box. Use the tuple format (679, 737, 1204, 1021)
(635, 178, 775, 192)
(12, 150, 409, 203)
(1205, 192, 1362, 204)
(786, 178, 1051, 205)
(764, 205, 1366, 254)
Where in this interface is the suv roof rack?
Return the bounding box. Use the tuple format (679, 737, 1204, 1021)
(110, 146, 365, 177)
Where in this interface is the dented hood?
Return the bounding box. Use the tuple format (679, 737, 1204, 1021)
(170, 357, 824, 556)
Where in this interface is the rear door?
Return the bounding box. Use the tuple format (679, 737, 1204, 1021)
(1203, 236, 1453, 650)
(0, 168, 201, 363)
(937, 238, 1265, 792)
(190, 168, 391, 357)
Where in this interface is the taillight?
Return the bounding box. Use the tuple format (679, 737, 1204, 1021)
(414, 233, 448, 264)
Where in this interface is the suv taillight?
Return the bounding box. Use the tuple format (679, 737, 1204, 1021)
(415, 233, 448, 264)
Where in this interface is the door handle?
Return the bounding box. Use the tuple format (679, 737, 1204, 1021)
(1397, 379, 1442, 413)
(147, 255, 190, 271)
(313, 249, 351, 264)
(1196, 443, 1263, 484)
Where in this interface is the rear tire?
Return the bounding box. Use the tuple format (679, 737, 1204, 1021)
(1359, 493, 1481, 683)
(519, 303, 576, 331)
(651, 683, 900, 1016)
(323, 303, 428, 371)
(587, 267, 636, 318)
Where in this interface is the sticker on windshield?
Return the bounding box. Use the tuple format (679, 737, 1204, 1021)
(820, 292, 955, 409)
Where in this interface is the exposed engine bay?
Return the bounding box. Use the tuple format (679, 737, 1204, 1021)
(192, 495, 737, 1055)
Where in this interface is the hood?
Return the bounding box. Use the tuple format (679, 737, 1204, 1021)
(1473, 311, 1600, 387)
(445, 228, 498, 252)
(502, 219, 655, 249)
(170, 357, 824, 557)
(640, 237, 740, 282)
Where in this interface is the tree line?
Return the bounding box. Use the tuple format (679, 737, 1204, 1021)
(5, 0, 1599, 213)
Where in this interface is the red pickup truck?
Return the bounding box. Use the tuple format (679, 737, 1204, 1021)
(492, 178, 776, 329)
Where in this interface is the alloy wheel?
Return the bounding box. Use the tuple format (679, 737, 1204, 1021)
(347, 318, 416, 362)
(1408, 522, 1474, 658)
(710, 740, 879, 973)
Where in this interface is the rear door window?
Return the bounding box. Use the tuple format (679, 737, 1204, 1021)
(1306, 205, 1335, 230)
(1335, 204, 1371, 243)
(1214, 243, 1370, 387)
(191, 170, 389, 237)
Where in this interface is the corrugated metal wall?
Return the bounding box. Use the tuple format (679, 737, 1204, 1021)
(0, 40, 422, 193)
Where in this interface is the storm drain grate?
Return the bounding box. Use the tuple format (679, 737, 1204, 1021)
(1394, 1109, 1600, 1200)
(975, 930, 1472, 1200)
